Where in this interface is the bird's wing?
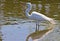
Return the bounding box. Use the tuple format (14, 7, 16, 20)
(30, 11, 51, 21)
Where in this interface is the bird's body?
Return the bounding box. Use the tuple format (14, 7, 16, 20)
(28, 11, 51, 21)
(25, 3, 55, 24)
(20, 2, 55, 23)
(25, 2, 55, 31)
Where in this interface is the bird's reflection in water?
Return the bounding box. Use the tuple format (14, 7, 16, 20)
(26, 23, 55, 41)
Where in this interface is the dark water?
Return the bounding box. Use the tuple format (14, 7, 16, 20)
(0, 1, 60, 41)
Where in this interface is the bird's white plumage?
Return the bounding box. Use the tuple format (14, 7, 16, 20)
(25, 2, 55, 24)
(29, 11, 51, 21)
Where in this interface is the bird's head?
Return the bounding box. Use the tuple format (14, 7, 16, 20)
(26, 2, 32, 11)
(26, 3, 32, 7)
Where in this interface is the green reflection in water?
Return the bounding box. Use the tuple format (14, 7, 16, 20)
(26, 28, 53, 41)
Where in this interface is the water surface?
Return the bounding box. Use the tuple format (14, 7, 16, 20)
(0, 1, 60, 41)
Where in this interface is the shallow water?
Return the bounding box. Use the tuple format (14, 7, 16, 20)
(0, 0, 60, 41)
(0, 19, 60, 41)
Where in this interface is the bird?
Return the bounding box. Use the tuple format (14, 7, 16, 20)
(20, 2, 55, 31)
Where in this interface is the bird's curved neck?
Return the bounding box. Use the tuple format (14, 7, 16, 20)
(25, 4, 32, 17)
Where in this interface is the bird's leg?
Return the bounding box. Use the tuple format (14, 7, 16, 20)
(35, 22, 38, 32)
(38, 24, 39, 31)
(37, 21, 39, 31)
(35, 21, 38, 32)
(35, 21, 39, 32)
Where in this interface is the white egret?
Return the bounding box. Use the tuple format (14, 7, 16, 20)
(21, 2, 55, 31)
